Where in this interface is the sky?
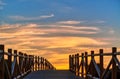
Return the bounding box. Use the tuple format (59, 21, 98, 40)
(0, 0, 120, 69)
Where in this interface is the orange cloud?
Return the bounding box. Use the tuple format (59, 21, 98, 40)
(0, 23, 118, 69)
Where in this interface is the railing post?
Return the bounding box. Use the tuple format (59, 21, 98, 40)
(21, 53, 24, 73)
(112, 47, 117, 79)
(100, 49, 103, 79)
(43, 58, 45, 70)
(0, 45, 4, 79)
(31, 55, 34, 71)
(26, 54, 29, 71)
(73, 55, 75, 74)
(19, 52, 22, 73)
(45, 59, 47, 70)
(12, 50, 18, 78)
(76, 53, 79, 76)
(71, 55, 74, 72)
(32, 55, 34, 71)
(85, 52, 88, 78)
(40, 57, 42, 70)
(33, 55, 35, 71)
(24, 53, 27, 72)
(46, 59, 48, 70)
(81, 53, 84, 78)
(38, 56, 40, 70)
(69, 55, 71, 71)
(35, 56, 37, 71)
(91, 51, 95, 76)
(48, 62, 50, 70)
(75, 54, 77, 75)
(42, 57, 43, 70)
(27, 54, 30, 72)
(28, 55, 31, 71)
(41, 57, 43, 70)
(8, 49, 12, 78)
(91, 51, 94, 59)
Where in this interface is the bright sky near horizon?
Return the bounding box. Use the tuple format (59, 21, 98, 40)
(0, 0, 120, 69)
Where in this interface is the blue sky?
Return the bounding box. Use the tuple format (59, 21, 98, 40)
(1, 0, 120, 25)
(0, 0, 120, 69)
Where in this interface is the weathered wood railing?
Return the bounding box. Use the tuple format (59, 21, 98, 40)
(69, 47, 120, 79)
(0, 45, 55, 79)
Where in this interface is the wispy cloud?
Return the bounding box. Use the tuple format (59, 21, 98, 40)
(0, 23, 110, 47)
(57, 20, 82, 25)
(58, 26, 99, 31)
(9, 14, 54, 21)
(0, 23, 100, 39)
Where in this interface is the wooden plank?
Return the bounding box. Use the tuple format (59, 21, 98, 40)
(24, 70, 83, 79)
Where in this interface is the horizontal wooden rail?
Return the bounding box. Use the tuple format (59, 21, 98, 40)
(79, 52, 120, 57)
(69, 47, 120, 79)
(0, 44, 55, 79)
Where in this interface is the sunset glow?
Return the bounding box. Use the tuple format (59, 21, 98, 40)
(0, 0, 120, 69)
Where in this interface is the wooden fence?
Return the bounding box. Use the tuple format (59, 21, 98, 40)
(69, 47, 120, 79)
(0, 44, 55, 79)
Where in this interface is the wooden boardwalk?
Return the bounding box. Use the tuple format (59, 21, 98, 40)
(24, 70, 82, 79)
(1, 45, 120, 79)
